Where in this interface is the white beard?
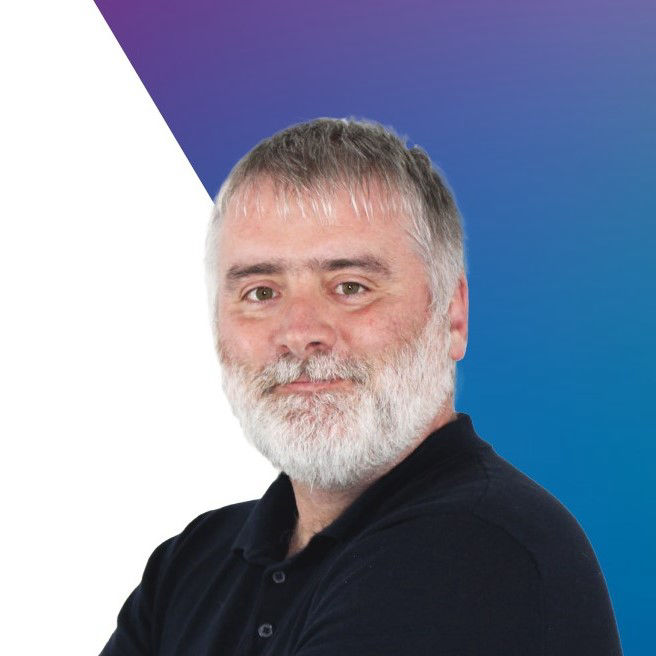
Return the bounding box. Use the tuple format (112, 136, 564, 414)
(219, 311, 455, 491)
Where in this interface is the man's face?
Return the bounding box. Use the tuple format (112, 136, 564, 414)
(214, 181, 457, 489)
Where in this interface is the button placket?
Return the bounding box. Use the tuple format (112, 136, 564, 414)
(251, 563, 296, 649)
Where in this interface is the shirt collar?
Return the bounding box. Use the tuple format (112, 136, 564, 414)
(231, 412, 486, 563)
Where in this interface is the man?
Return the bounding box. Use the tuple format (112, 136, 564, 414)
(101, 118, 622, 655)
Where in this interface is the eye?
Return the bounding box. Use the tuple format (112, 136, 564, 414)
(335, 281, 368, 296)
(244, 286, 278, 302)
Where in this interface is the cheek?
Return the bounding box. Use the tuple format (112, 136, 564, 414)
(217, 314, 269, 365)
(342, 308, 420, 354)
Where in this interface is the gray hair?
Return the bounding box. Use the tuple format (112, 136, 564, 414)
(205, 117, 466, 325)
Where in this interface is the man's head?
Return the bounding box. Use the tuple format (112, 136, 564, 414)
(206, 118, 468, 490)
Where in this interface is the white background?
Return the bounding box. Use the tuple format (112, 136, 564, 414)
(0, 2, 276, 653)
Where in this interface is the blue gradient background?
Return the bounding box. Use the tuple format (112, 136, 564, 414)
(94, 1, 655, 651)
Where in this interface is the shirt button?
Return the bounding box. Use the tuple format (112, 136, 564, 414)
(272, 570, 286, 584)
(258, 623, 274, 638)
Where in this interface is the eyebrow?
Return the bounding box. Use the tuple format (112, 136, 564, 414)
(225, 255, 392, 287)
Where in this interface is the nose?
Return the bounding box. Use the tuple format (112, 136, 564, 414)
(274, 297, 338, 360)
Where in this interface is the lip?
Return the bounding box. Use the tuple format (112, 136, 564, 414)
(276, 378, 348, 393)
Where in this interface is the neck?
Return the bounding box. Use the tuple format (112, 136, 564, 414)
(286, 403, 457, 558)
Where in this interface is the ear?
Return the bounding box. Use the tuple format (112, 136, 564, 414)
(448, 273, 468, 361)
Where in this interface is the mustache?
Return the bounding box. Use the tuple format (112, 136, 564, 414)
(252, 352, 373, 394)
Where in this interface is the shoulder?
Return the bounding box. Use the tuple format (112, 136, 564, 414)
(141, 499, 257, 582)
(173, 499, 257, 551)
(305, 447, 620, 655)
(351, 442, 593, 569)
(470, 448, 601, 580)
(377, 440, 602, 575)
(356, 445, 609, 603)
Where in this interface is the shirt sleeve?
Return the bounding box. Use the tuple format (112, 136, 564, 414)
(294, 513, 545, 656)
(99, 536, 176, 656)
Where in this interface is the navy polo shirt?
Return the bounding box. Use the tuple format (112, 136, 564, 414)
(100, 413, 622, 655)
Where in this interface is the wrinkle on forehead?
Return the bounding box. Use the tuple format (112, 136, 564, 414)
(224, 174, 414, 227)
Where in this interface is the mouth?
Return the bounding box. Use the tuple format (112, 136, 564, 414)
(275, 376, 350, 393)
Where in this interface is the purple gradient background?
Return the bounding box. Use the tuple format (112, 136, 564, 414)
(93, 0, 656, 651)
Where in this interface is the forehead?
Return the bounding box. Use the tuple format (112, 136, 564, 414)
(218, 180, 419, 267)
